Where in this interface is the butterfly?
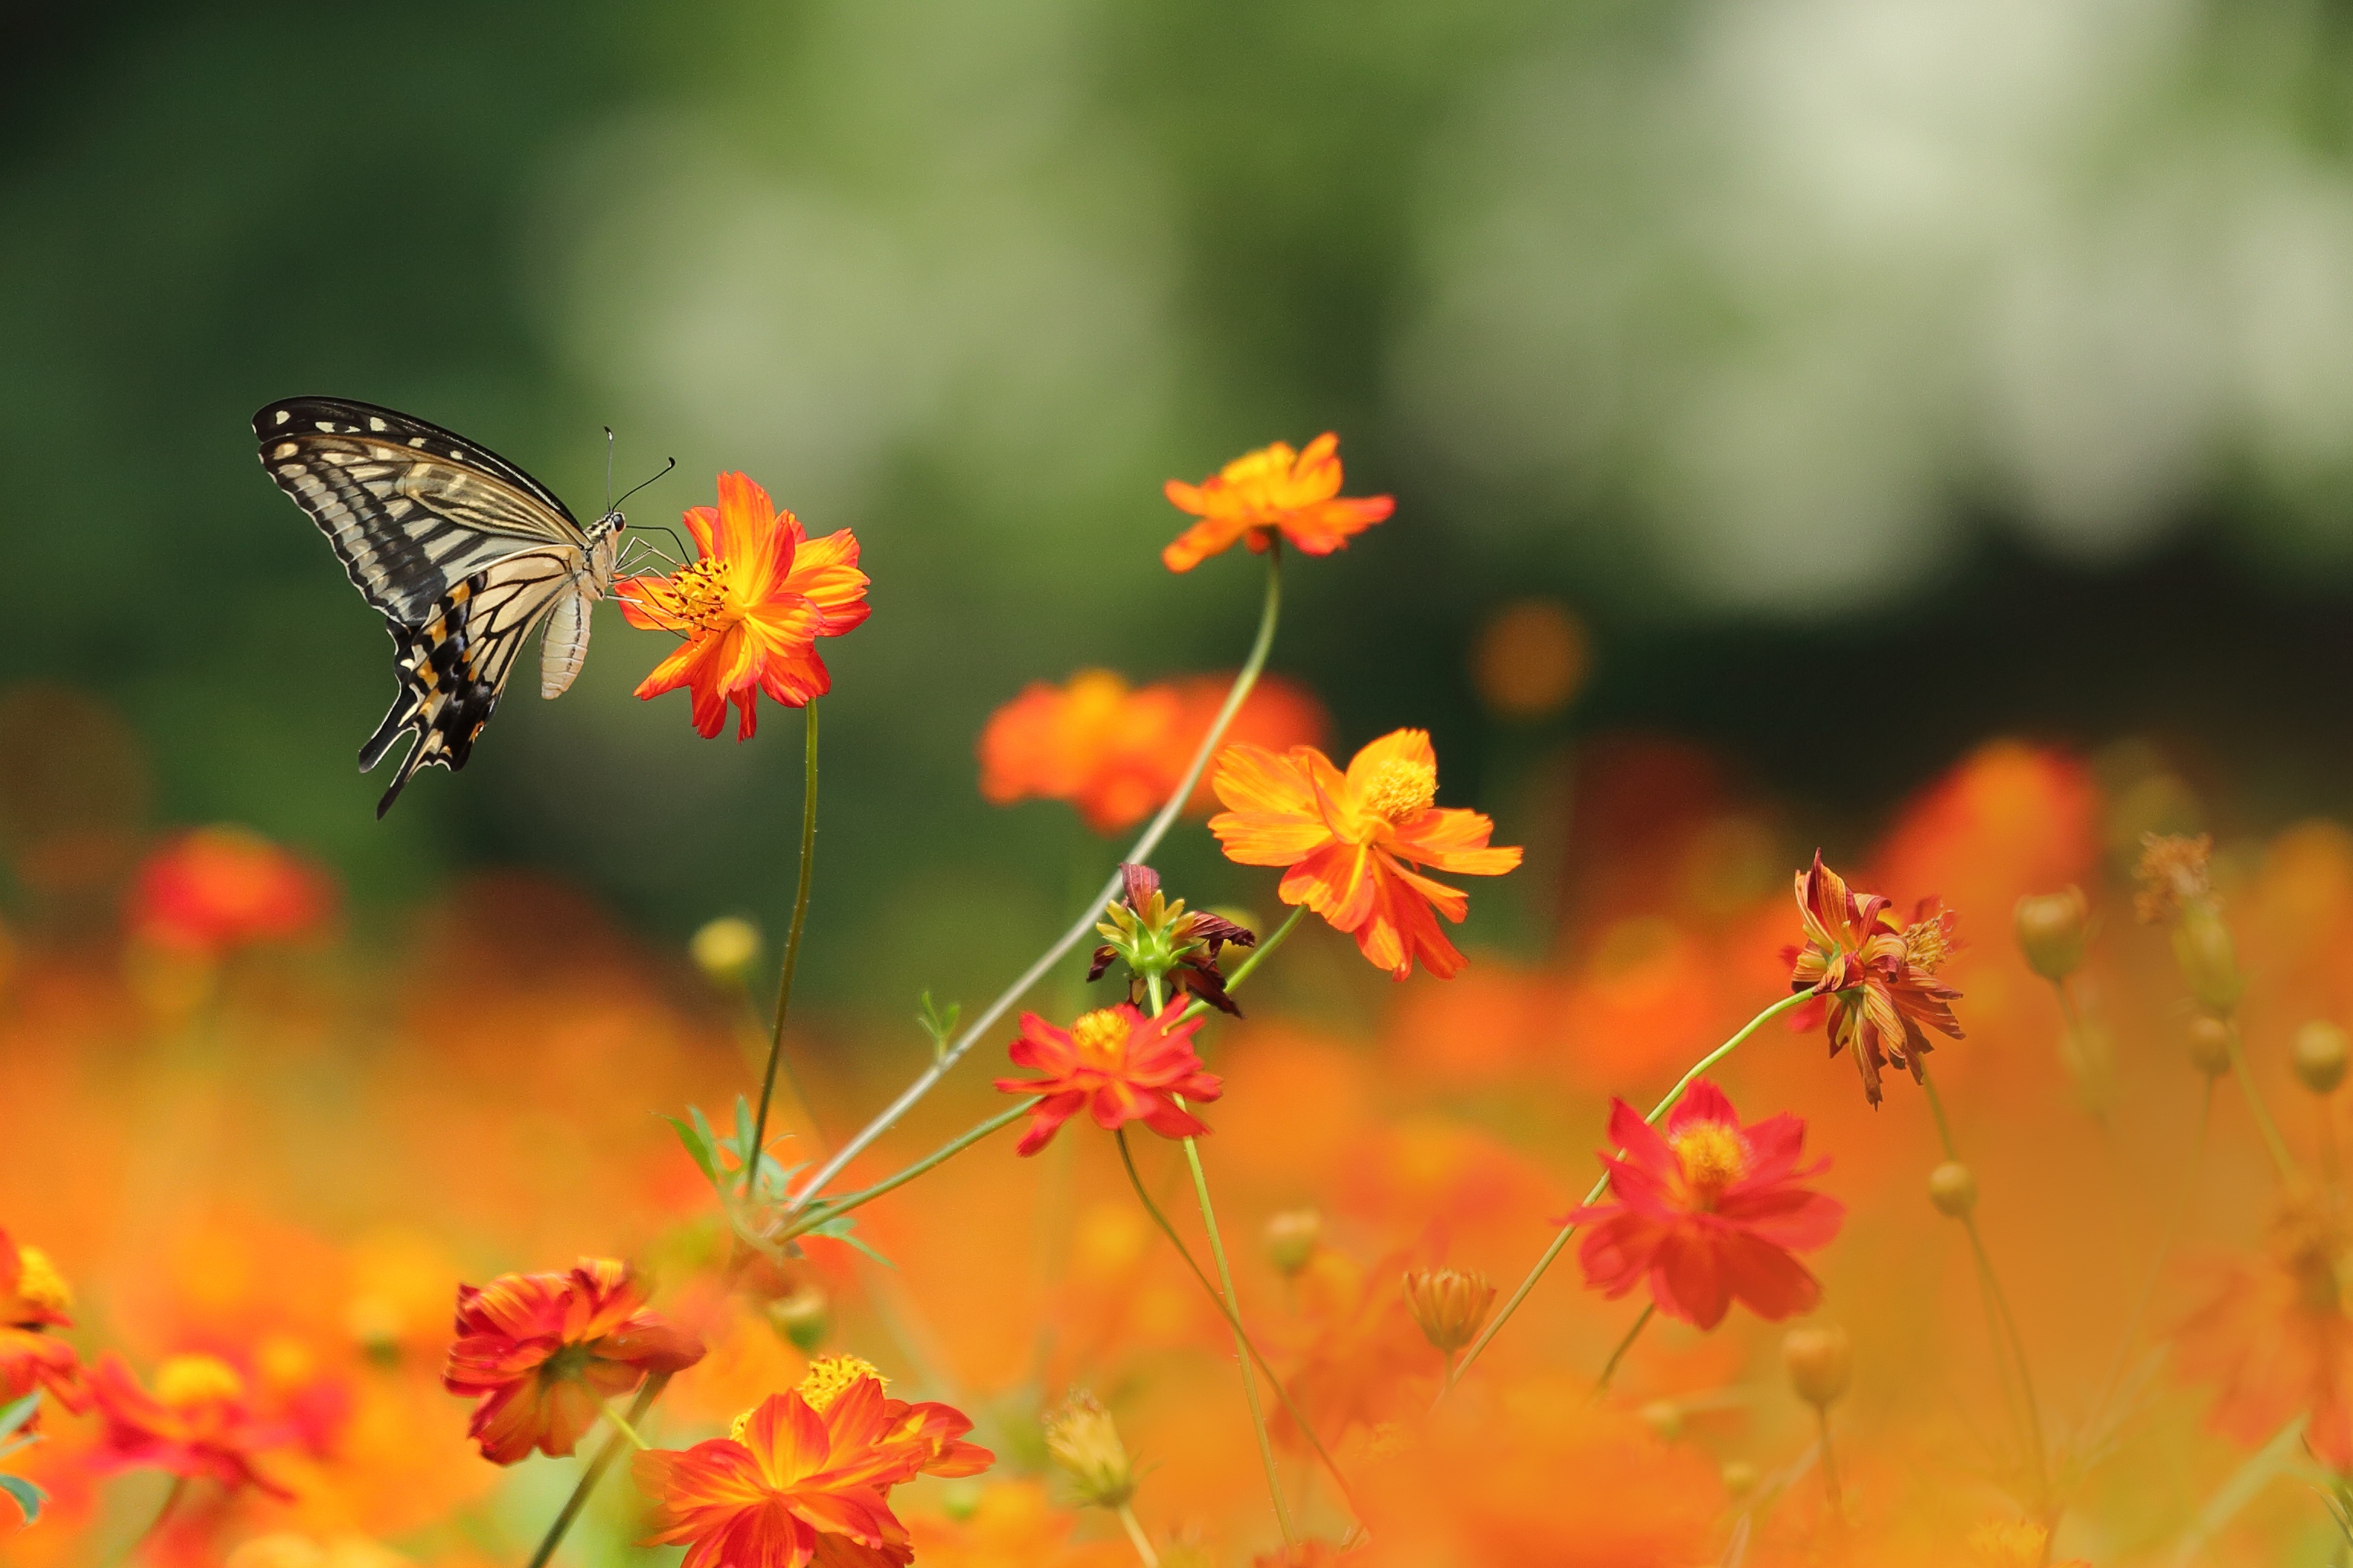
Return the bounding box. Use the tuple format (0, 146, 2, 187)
(254, 396, 630, 816)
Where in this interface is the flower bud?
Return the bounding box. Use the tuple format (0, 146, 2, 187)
(2171, 903, 2243, 1016)
(1044, 1390, 1137, 1509)
(1927, 1160, 1978, 1217)
(1263, 1209, 1322, 1278)
(764, 1282, 830, 1355)
(1782, 1324, 1852, 1408)
(1721, 1459, 1759, 1499)
(2012, 887, 2088, 981)
(1639, 1400, 1684, 1442)
(1401, 1266, 1497, 1355)
(690, 916, 762, 987)
(2188, 1015, 2234, 1078)
(2297, 1021, 2350, 1096)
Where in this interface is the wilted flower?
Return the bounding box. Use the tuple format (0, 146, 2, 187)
(1042, 1389, 1136, 1509)
(89, 1352, 295, 1498)
(617, 470, 869, 739)
(633, 1356, 990, 1568)
(1209, 729, 1522, 981)
(126, 826, 334, 956)
(994, 1003, 1222, 1156)
(441, 1257, 705, 1464)
(0, 1230, 83, 1422)
(1090, 862, 1254, 1015)
(2134, 833, 2244, 1014)
(2134, 832, 2214, 924)
(1160, 434, 1393, 573)
(1786, 853, 1965, 1106)
(1401, 1267, 1496, 1355)
(1565, 1079, 1846, 1330)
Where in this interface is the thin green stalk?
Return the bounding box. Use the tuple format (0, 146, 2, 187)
(1116, 1502, 1161, 1567)
(1444, 989, 1815, 1395)
(1175, 906, 1307, 1028)
(786, 547, 1284, 1213)
(745, 701, 821, 1199)
(1592, 1302, 1655, 1398)
(770, 1100, 1039, 1245)
(1815, 1402, 1844, 1518)
(2224, 1018, 2298, 1182)
(591, 1390, 651, 1451)
(2084, 1076, 2213, 1444)
(527, 1373, 671, 1568)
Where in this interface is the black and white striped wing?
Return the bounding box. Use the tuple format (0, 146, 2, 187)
(361, 550, 588, 817)
(254, 396, 589, 624)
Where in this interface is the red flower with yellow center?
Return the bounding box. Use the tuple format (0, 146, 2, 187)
(618, 470, 870, 739)
(125, 826, 335, 956)
(89, 1352, 296, 1498)
(1785, 852, 1965, 1106)
(634, 1355, 991, 1568)
(1564, 1079, 1845, 1330)
(1209, 729, 1522, 981)
(994, 1003, 1221, 1156)
(0, 1230, 85, 1422)
(1161, 434, 1395, 573)
(441, 1257, 705, 1464)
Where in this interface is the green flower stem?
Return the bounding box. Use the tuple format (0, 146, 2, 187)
(1117, 1502, 1161, 1568)
(2224, 1018, 2298, 1182)
(1815, 1401, 1844, 1519)
(745, 700, 821, 1199)
(1919, 1063, 2051, 1512)
(1443, 989, 1815, 1397)
(1591, 1302, 1655, 1398)
(769, 1099, 1040, 1246)
(526, 1372, 672, 1568)
(1113, 1130, 1360, 1522)
(785, 547, 1285, 1214)
(591, 1390, 652, 1451)
(1174, 907, 1307, 1028)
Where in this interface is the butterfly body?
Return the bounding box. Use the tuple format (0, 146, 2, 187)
(253, 396, 625, 816)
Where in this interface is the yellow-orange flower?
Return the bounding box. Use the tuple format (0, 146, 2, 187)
(618, 470, 869, 739)
(1209, 729, 1520, 980)
(1161, 434, 1394, 572)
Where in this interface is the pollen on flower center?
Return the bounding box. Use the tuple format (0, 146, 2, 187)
(1362, 758, 1437, 823)
(1070, 1008, 1130, 1066)
(1671, 1122, 1750, 1198)
(796, 1353, 885, 1414)
(155, 1353, 246, 1409)
(666, 558, 732, 627)
(14, 1246, 69, 1316)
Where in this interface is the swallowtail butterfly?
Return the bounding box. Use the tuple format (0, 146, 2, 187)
(254, 396, 627, 816)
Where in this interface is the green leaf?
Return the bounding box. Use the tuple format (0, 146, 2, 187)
(806, 1214, 895, 1268)
(732, 1094, 756, 1164)
(665, 1115, 721, 1188)
(917, 991, 961, 1063)
(0, 1472, 43, 1525)
(0, 1394, 36, 1442)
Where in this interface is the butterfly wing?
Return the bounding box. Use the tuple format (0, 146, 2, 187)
(254, 396, 599, 813)
(363, 550, 592, 817)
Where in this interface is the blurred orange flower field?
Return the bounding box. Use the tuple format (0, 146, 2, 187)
(12, 438, 2353, 1568)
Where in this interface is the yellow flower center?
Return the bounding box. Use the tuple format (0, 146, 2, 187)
(1670, 1122, 1750, 1201)
(1361, 759, 1437, 824)
(155, 1353, 246, 1409)
(794, 1354, 885, 1414)
(727, 1406, 756, 1443)
(1966, 1519, 2049, 1567)
(13, 1246, 69, 1316)
(1070, 1008, 1130, 1067)
(666, 558, 734, 627)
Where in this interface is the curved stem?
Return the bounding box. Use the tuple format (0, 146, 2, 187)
(746, 701, 821, 1199)
(2224, 1018, 2298, 1182)
(1592, 1302, 1655, 1398)
(1444, 989, 1815, 1395)
(786, 547, 1284, 1214)
(527, 1373, 672, 1568)
(1116, 1502, 1161, 1568)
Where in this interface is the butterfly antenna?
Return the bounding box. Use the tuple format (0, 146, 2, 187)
(603, 427, 616, 515)
(613, 456, 676, 511)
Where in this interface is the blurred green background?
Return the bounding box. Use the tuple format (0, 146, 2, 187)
(11, 0, 2353, 1011)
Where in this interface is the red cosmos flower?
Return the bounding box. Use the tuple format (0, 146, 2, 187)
(977, 669, 1327, 834)
(0, 1230, 85, 1423)
(88, 1352, 296, 1498)
(1564, 1080, 1845, 1330)
(1209, 729, 1522, 980)
(994, 1002, 1222, 1156)
(634, 1357, 991, 1568)
(2175, 1189, 2353, 1468)
(1161, 434, 1394, 572)
(618, 471, 870, 740)
(126, 826, 335, 956)
(1785, 852, 1964, 1106)
(441, 1258, 705, 1464)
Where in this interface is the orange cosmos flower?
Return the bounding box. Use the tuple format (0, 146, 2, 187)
(89, 1352, 297, 1498)
(618, 470, 869, 739)
(1784, 853, 1964, 1106)
(0, 1230, 84, 1423)
(994, 1002, 1221, 1156)
(1209, 729, 1522, 980)
(441, 1257, 705, 1464)
(977, 670, 1326, 834)
(1161, 434, 1394, 572)
(126, 826, 335, 956)
(2175, 1188, 2353, 1468)
(633, 1355, 991, 1568)
(1564, 1079, 1845, 1330)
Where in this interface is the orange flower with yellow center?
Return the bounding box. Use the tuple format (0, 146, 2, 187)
(618, 470, 870, 739)
(89, 1352, 297, 1498)
(1209, 729, 1520, 980)
(1160, 434, 1394, 572)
